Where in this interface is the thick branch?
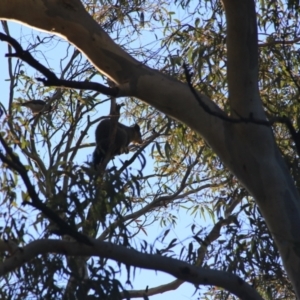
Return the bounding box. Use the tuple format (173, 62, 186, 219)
(0, 239, 263, 300)
(222, 0, 300, 294)
(0, 32, 118, 96)
(0, 0, 225, 140)
(1, 0, 300, 295)
(121, 214, 236, 299)
(222, 0, 263, 118)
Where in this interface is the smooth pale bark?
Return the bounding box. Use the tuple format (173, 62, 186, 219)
(0, 0, 300, 296)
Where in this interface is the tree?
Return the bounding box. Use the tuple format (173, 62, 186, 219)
(0, 0, 299, 298)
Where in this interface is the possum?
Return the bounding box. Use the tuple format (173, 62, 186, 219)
(93, 119, 142, 167)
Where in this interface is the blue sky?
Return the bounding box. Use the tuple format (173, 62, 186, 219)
(0, 14, 213, 299)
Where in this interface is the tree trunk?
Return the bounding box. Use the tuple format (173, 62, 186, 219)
(1, 0, 300, 296)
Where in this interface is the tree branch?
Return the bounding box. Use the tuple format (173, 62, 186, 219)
(0, 134, 92, 246)
(121, 214, 237, 299)
(0, 32, 119, 96)
(0, 238, 263, 300)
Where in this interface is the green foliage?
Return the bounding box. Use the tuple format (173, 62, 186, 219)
(0, 0, 300, 299)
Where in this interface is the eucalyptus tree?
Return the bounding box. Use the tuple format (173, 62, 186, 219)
(0, 0, 299, 299)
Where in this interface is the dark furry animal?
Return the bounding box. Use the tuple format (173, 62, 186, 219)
(93, 119, 142, 167)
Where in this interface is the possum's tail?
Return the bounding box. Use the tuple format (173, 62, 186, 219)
(93, 145, 105, 169)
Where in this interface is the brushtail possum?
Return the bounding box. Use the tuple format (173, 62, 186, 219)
(93, 119, 142, 167)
